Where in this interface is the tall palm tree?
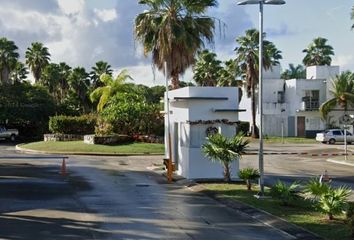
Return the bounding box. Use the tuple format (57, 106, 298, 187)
(302, 37, 334, 66)
(90, 61, 113, 88)
(202, 133, 249, 182)
(41, 63, 61, 101)
(58, 62, 72, 103)
(68, 67, 91, 113)
(281, 64, 306, 80)
(90, 69, 132, 112)
(25, 42, 51, 83)
(134, 0, 217, 89)
(193, 50, 222, 86)
(234, 29, 282, 138)
(10, 61, 28, 83)
(319, 71, 354, 120)
(0, 38, 19, 84)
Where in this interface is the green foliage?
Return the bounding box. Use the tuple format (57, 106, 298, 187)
(202, 133, 249, 182)
(318, 185, 351, 220)
(237, 121, 250, 135)
(0, 82, 55, 139)
(94, 118, 114, 136)
(49, 114, 97, 135)
(90, 61, 113, 88)
(66, 67, 91, 113)
(281, 64, 306, 79)
(304, 177, 330, 201)
(25, 42, 51, 83)
(346, 201, 354, 238)
(0, 37, 19, 84)
(135, 0, 217, 88)
(238, 168, 260, 190)
(193, 50, 222, 86)
(101, 92, 163, 136)
(302, 37, 334, 66)
(270, 180, 299, 206)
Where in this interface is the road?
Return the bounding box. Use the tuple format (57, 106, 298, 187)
(0, 143, 296, 240)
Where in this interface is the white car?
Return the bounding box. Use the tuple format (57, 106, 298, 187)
(0, 127, 19, 141)
(316, 129, 354, 144)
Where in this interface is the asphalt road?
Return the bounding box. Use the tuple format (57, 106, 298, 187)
(0, 143, 294, 240)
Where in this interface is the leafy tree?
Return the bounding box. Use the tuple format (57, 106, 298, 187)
(202, 133, 249, 182)
(302, 37, 334, 66)
(134, 0, 216, 89)
(281, 64, 306, 79)
(90, 70, 132, 112)
(0, 37, 19, 84)
(25, 42, 51, 83)
(90, 61, 113, 88)
(10, 61, 28, 83)
(235, 29, 282, 138)
(67, 67, 91, 113)
(193, 50, 222, 86)
(319, 71, 354, 119)
(238, 168, 260, 190)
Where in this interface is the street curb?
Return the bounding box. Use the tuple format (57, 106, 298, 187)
(186, 183, 323, 240)
(15, 144, 164, 157)
(327, 158, 354, 167)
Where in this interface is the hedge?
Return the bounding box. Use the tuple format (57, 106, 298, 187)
(49, 115, 97, 135)
(238, 121, 250, 135)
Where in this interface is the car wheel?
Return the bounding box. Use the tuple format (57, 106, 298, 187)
(348, 142, 352, 145)
(10, 134, 16, 142)
(328, 138, 336, 144)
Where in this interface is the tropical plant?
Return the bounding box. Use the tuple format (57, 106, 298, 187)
(202, 133, 250, 182)
(238, 168, 260, 190)
(270, 180, 299, 206)
(57, 62, 72, 104)
(303, 177, 330, 201)
(25, 42, 51, 83)
(67, 67, 91, 113)
(90, 70, 132, 112)
(234, 29, 282, 138)
(0, 37, 19, 84)
(302, 37, 334, 66)
(10, 61, 28, 83)
(41, 63, 61, 100)
(281, 64, 306, 79)
(134, 0, 217, 89)
(318, 185, 351, 220)
(90, 61, 113, 88)
(193, 50, 222, 86)
(319, 71, 354, 119)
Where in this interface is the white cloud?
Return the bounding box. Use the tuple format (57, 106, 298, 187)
(94, 8, 117, 22)
(332, 55, 354, 71)
(57, 0, 84, 15)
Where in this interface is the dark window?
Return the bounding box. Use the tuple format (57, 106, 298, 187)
(333, 131, 342, 136)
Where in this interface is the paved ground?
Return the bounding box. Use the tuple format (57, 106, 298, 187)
(0, 143, 295, 240)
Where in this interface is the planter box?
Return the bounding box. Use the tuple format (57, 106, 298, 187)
(44, 134, 84, 142)
(84, 134, 133, 145)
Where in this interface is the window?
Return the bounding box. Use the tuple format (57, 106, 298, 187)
(333, 130, 342, 136)
(277, 91, 285, 103)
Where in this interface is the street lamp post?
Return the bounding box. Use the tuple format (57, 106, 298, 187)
(237, 0, 285, 196)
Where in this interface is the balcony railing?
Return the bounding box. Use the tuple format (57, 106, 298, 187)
(301, 100, 319, 111)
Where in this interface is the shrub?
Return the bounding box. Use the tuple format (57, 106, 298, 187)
(318, 185, 351, 220)
(304, 177, 330, 201)
(271, 180, 299, 206)
(237, 121, 250, 135)
(95, 118, 114, 136)
(238, 168, 260, 190)
(49, 114, 97, 135)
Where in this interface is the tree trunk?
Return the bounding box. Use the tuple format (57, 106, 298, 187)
(246, 180, 251, 190)
(171, 73, 180, 89)
(251, 80, 259, 138)
(223, 163, 231, 182)
(1, 68, 10, 85)
(328, 213, 333, 220)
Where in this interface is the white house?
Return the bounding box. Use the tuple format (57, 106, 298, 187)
(164, 87, 244, 180)
(239, 65, 346, 137)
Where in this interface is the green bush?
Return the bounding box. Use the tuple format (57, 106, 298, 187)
(238, 168, 260, 190)
(271, 180, 299, 206)
(304, 177, 330, 201)
(237, 121, 250, 135)
(49, 114, 97, 134)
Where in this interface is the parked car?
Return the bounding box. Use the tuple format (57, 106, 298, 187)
(0, 127, 19, 142)
(316, 129, 354, 144)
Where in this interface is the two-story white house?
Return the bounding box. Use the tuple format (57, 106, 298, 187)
(239, 65, 344, 137)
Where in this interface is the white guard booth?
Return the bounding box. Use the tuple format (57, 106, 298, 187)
(165, 87, 244, 180)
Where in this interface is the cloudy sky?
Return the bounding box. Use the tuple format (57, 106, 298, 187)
(0, 0, 353, 85)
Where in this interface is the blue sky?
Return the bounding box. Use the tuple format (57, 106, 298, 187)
(0, 0, 353, 85)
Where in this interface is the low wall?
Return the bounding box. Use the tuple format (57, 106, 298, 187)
(44, 134, 84, 142)
(84, 134, 133, 145)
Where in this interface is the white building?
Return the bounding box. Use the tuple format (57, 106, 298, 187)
(239, 65, 345, 137)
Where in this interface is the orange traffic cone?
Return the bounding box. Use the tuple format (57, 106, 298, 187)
(61, 157, 67, 176)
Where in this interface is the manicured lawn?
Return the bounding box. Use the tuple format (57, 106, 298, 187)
(20, 141, 165, 155)
(248, 136, 317, 144)
(201, 183, 350, 240)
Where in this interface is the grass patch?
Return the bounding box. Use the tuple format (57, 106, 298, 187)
(202, 183, 350, 240)
(246, 136, 317, 144)
(20, 141, 164, 155)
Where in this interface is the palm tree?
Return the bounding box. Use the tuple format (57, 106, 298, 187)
(68, 67, 91, 113)
(134, 0, 216, 89)
(0, 38, 19, 84)
(41, 63, 61, 101)
(281, 64, 306, 79)
(302, 37, 334, 66)
(25, 42, 51, 83)
(193, 50, 222, 86)
(202, 133, 249, 182)
(90, 70, 132, 112)
(90, 61, 113, 88)
(10, 61, 28, 83)
(319, 71, 354, 120)
(58, 62, 72, 103)
(235, 29, 282, 138)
